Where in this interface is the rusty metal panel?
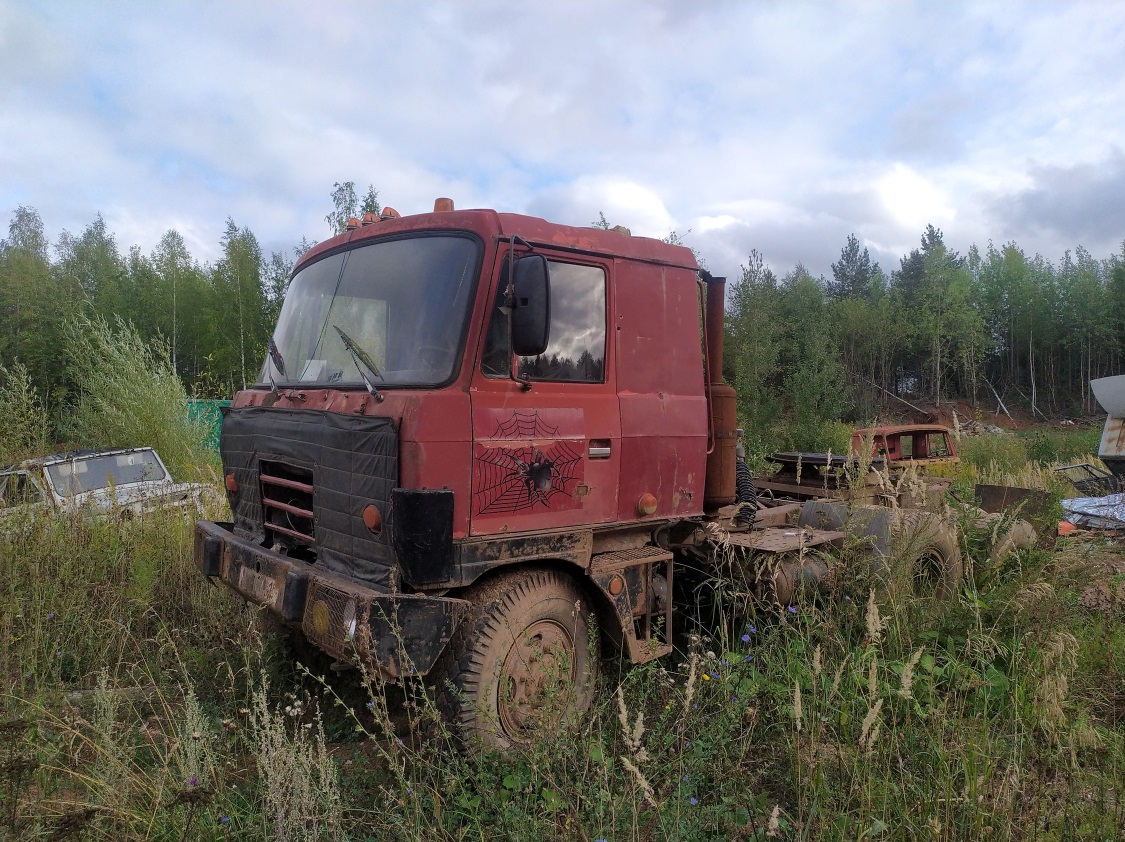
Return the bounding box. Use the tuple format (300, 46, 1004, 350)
(974, 484, 1051, 520)
(1100, 416, 1125, 460)
(589, 545, 673, 574)
(724, 527, 846, 553)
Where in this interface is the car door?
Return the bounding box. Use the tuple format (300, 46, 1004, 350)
(469, 254, 619, 536)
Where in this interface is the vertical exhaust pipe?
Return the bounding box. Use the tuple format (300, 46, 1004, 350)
(703, 272, 737, 511)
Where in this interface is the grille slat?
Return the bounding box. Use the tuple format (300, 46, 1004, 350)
(259, 460, 316, 547)
(263, 498, 315, 519)
(261, 474, 314, 494)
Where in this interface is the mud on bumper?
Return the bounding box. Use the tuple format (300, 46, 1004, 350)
(194, 521, 469, 679)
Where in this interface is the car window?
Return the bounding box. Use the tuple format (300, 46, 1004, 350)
(0, 472, 41, 506)
(482, 260, 606, 383)
(46, 451, 169, 496)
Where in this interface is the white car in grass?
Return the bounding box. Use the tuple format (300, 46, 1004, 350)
(0, 447, 209, 520)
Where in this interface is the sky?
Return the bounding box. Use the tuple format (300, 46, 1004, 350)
(3, 0, 1125, 284)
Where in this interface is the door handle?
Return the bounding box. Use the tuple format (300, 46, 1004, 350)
(588, 439, 612, 459)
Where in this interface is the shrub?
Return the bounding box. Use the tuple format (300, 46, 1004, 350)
(61, 316, 216, 481)
(958, 432, 1028, 474)
(0, 361, 49, 464)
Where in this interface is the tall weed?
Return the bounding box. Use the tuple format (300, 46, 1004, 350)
(62, 315, 216, 481)
(0, 361, 49, 464)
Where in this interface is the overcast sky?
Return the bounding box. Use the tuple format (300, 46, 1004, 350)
(3, 1, 1125, 283)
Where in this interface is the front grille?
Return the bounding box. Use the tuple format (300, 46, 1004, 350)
(221, 406, 398, 589)
(260, 460, 315, 547)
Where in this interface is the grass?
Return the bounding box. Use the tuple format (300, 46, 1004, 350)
(1, 368, 1122, 841)
(1, 488, 1122, 840)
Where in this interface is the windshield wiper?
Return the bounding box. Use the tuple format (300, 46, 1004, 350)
(268, 336, 286, 395)
(333, 325, 384, 402)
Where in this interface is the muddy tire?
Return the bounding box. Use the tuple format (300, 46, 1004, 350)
(895, 511, 963, 600)
(433, 568, 599, 749)
(799, 502, 962, 600)
(975, 511, 1038, 565)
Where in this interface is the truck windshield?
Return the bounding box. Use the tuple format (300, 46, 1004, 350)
(261, 234, 480, 388)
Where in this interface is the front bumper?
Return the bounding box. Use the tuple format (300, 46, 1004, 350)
(195, 520, 469, 679)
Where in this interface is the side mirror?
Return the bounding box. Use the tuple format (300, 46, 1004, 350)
(511, 254, 550, 357)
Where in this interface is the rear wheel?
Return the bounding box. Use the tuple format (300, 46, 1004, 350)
(433, 569, 599, 748)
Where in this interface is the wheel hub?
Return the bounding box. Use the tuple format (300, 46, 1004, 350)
(498, 619, 575, 735)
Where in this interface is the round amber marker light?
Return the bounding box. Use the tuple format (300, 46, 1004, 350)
(609, 575, 624, 596)
(224, 473, 238, 493)
(636, 493, 658, 517)
(362, 504, 382, 534)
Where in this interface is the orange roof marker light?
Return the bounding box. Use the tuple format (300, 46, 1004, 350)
(434, 197, 455, 213)
(380, 207, 401, 220)
(361, 212, 379, 226)
(345, 217, 362, 231)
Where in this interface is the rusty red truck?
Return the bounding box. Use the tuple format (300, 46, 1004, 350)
(195, 200, 956, 745)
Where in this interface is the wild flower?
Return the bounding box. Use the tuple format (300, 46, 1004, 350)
(682, 651, 700, 717)
(741, 633, 751, 643)
(689, 796, 698, 806)
(899, 648, 924, 700)
(793, 681, 803, 733)
(766, 805, 781, 836)
(864, 590, 883, 646)
(859, 698, 884, 751)
(787, 605, 797, 614)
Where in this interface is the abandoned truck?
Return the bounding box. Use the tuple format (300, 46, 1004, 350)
(195, 200, 959, 745)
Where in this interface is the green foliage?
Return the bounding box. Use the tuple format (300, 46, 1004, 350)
(1019, 427, 1103, 465)
(0, 361, 49, 464)
(62, 316, 216, 480)
(957, 433, 1029, 474)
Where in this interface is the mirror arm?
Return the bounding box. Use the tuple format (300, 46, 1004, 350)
(505, 235, 534, 391)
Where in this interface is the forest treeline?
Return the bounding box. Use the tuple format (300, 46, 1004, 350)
(1, 186, 1123, 451)
(725, 227, 1125, 451)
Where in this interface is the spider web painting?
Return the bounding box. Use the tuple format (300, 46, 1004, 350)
(473, 411, 584, 515)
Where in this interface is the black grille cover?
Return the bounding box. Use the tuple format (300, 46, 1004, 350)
(221, 406, 399, 588)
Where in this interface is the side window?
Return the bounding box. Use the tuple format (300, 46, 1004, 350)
(928, 433, 950, 457)
(0, 472, 41, 506)
(482, 260, 607, 383)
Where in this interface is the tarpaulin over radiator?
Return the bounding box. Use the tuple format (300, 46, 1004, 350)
(220, 406, 399, 588)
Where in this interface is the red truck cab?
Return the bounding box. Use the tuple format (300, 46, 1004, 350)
(195, 202, 737, 742)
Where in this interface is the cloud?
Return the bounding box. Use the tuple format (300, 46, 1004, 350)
(986, 149, 1125, 256)
(3, 1, 1125, 287)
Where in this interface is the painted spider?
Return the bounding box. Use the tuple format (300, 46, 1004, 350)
(504, 449, 557, 507)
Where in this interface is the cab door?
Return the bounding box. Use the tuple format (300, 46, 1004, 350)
(468, 254, 619, 536)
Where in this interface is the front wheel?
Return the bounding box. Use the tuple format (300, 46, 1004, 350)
(433, 569, 599, 748)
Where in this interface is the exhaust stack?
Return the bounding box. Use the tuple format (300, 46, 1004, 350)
(703, 272, 737, 511)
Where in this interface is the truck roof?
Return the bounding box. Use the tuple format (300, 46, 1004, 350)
(853, 424, 953, 438)
(3, 446, 158, 473)
(295, 207, 700, 274)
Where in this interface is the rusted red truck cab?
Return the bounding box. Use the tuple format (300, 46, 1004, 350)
(195, 205, 715, 696)
(850, 424, 959, 470)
